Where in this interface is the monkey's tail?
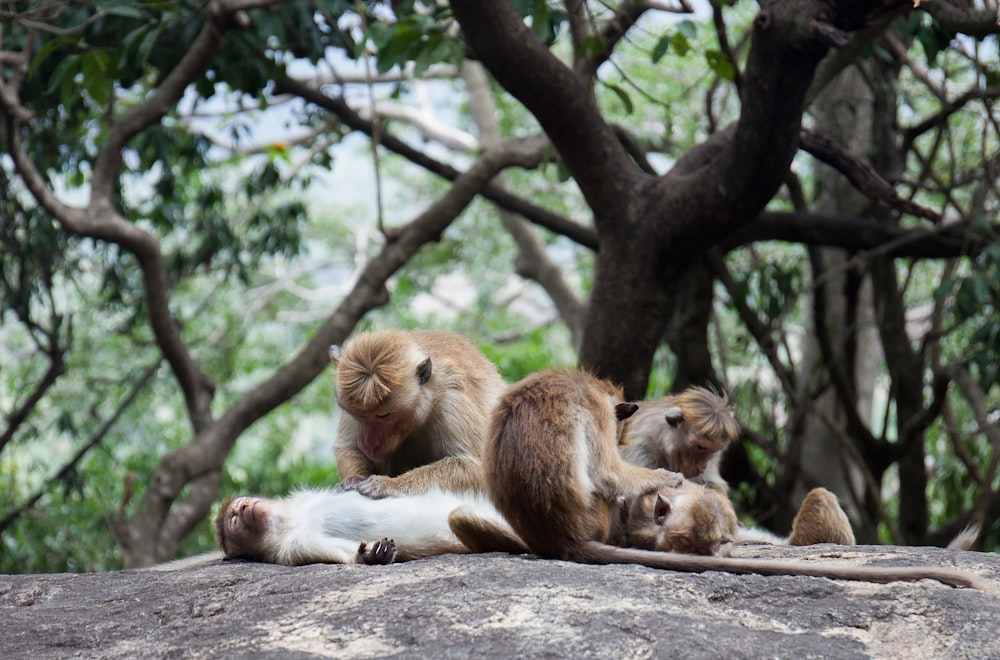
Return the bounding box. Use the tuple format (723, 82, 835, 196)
(576, 542, 990, 590)
(946, 523, 981, 551)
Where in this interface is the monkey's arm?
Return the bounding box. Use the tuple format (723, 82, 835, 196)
(334, 437, 376, 481)
(342, 456, 485, 499)
(448, 507, 529, 554)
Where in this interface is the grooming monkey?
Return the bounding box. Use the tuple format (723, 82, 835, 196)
(331, 329, 506, 499)
(621, 388, 856, 546)
(215, 487, 524, 566)
(450, 369, 985, 588)
(619, 386, 739, 492)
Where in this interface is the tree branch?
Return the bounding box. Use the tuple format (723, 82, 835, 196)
(800, 128, 941, 222)
(451, 0, 642, 224)
(725, 211, 989, 258)
(275, 75, 598, 249)
(3, 361, 159, 535)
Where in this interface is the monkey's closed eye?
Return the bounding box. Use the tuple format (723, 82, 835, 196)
(376, 412, 391, 419)
(677, 536, 692, 549)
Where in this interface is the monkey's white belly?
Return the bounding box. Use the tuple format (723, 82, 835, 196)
(284, 487, 504, 561)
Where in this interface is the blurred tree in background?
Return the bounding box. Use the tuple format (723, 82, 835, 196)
(1, 0, 998, 571)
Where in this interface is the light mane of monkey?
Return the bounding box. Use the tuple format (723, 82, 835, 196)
(673, 386, 740, 445)
(335, 330, 426, 414)
(620, 386, 739, 490)
(331, 329, 506, 496)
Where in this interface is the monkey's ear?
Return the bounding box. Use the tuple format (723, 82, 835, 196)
(654, 494, 672, 525)
(664, 407, 684, 427)
(416, 357, 432, 384)
(615, 402, 639, 420)
(329, 345, 343, 363)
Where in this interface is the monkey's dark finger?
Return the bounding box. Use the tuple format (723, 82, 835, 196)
(333, 475, 366, 493)
(373, 537, 397, 564)
(353, 477, 396, 500)
(359, 538, 396, 565)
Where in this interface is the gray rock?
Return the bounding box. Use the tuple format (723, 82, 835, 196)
(1, 544, 998, 659)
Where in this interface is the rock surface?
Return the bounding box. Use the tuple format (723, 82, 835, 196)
(1, 544, 998, 659)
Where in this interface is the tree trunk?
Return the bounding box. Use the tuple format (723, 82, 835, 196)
(791, 63, 881, 540)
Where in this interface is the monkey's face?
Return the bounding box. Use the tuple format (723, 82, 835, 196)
(350, 404, 423, 460)
(674, 427, 727, 479)
(216, 496, 272, 560)
(632, 490, 736, 556)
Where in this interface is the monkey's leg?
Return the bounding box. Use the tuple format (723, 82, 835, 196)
(448, 508, 529, 554)
(357, 538, 398, 565)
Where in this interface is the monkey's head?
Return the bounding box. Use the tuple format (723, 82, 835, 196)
(332, 330, 435, 460)
(215, 496, 274, 561)
(629, 486, 737, 556)
(625, 386, 739, 479)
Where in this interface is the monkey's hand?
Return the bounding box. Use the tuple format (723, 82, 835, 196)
(655, 469, 685, 489)
(357, 537, 397, 565)
(333, 475, 367, 493)
(350, 475, 403, 500)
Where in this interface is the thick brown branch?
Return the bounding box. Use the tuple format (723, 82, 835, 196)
(726, 211, 987, 258)
(922, 2, 1000, 37)
(451, 0, 641, 224)
(800, 128, 941, 222)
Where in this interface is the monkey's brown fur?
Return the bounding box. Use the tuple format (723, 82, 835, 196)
(332, 329, 506, 497)
(788, 487, 856, 546)
(481, 369, 691, 560)
(620, 386, 739, 492)
(451, 369, 987, 589)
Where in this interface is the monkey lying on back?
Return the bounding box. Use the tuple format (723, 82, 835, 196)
(330, 329, 506, 499)
(621, 388, 856, 546)
(449, 369, 985, 589)
(215, 487, 524, 565)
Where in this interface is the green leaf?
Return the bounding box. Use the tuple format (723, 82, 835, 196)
(705, 49, 735, 81)
(677, 20, 697, 40)
(606, 83, 634, 114)
(80, 51, 112, 106)
(46, 54, 80, 96)
(651, 36, 671, 64)
(29, 36, 76, 77)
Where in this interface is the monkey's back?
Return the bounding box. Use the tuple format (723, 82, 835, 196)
(484, 369, 619, 559)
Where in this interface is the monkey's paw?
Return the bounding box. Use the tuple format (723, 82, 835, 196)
(358, 537, 397, 565)
(656, 469, 685, 488)
(351, 476, 401, 500)
(333, 475, 367, 493)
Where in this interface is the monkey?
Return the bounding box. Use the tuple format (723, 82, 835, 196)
(330, 328, 506, 499)
(618, 386, 739, 492)
(787, 487, 856, 545)
(619, 391, 858, 548)
(215, 487, 524, 566)
(733, 487, 857, 546)
(449, 368, 987, 589)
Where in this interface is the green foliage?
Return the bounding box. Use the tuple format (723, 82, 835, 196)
(368, 8, 464, 76)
